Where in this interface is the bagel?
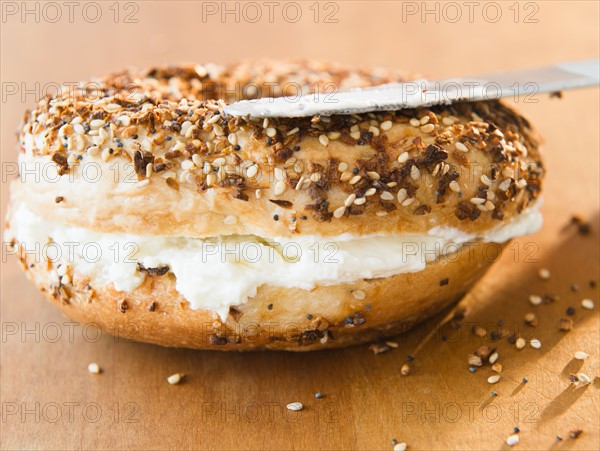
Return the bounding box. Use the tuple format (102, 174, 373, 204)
(5, 60, 544, 350)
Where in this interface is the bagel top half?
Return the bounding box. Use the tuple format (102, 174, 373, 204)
(11, 60, 543, 238)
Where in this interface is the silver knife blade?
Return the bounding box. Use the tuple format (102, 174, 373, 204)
(224, 59, 600, 118)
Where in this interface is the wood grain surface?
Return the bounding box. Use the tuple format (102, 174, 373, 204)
(1, 1, 599, 449)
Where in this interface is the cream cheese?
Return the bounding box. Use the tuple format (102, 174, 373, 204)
(7, 201, 542, 319)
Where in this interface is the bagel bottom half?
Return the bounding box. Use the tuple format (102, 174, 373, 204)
(15, 241, 506, 351)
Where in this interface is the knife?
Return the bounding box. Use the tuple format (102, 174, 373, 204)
(224, 59, 600, 118)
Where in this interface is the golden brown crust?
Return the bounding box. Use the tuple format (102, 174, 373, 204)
(15, 60, 543, 238)
(16, 241, 506, 350)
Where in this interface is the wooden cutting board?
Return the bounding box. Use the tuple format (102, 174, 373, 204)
(1, 2, 598, 449)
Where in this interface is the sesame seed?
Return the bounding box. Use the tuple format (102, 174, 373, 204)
(247, 164, 258, 178)
(492, 363, 503, 373)
(400, 364, 411, 376)
(538, 268, 551, 280)
(393, 442, 407, 451)
(315, 392, 324, 399)
(181, 159, 194, 171)
(376, 211, 388, 216)
(345, 194, 357, 207)
(420, 116, 430, 125)
(410, 165, 420, 180)
(192, 154, 203, 167)
(365, 188, 377, 197)
(489, 352, 499, 364)
(530, 339, 542, 349)
(327, 131, 341, 140)
(88, 363, 100, 374)
(223, 215, 237, 225)
(368, 125, 380, 137)
(295, 176, 306, 190)
(340, 171, 353, 182)
(397, 188, 407, 203)
(319, 134, 330, 146)
(455, 142, 468, 152)
(516, 337, 526, 350)
(529, 295, 542, 305)
(167, 373, 183, 385)
(574, 351, 589, 360)
(449, 180, 461, 192)
(442, 116, 455, 126)
(421, 123, 435, 134)
(350, 131, 361, 140)
(338, 162, 348, 172)
(287, 127, 300, 136)
(90, 119, 105, 129)
(499, 178, 512, 191)
(274, 181, 286, 196)
(206, 172, 218, 187)
(367, 171, 381, 180)
(274, 167, 287, 181)
(349, 175, 362, 185)
(488, 375, 501, 384)
(265, 127, 277, 138)
(352, 290, 366, 300)
(401, 198, 415, 207)
(470, 197, 486, 205)
(398, 152, 409, 164)
(286, 402, 303, 411)
(506, 434, 520, 447)
(380, 120, 393, 131)
(581, 299, 595, 309)
(409, 118, 420, 127)
(380, 191, 394, 201)
(577, 373, 592, 385)
(354, 197, 366, 205)
(333, 206, 346, 218)
(481, 174, 492, 186)
(468, 355, 483, 367)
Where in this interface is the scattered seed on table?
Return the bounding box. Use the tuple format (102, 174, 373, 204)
(581, 299, 595, 310)
(488, 375, 501, 384)
(287, 402, 303, 411)
(492, 363, 503, 373)
(522, 377, 528, 384)
(539, 268, 551, 280)
(489, 352, 499, 364)
(167, 373, 183, 385)
(506, 434, 520, 446)
(529, 295, 542, 306)
(574, 351, 589, 360)
(88, 363, 100, 374)
(315, 392, 324, 399)
(393, 442, 407, 451)
(516, 338, 526, 350)
(530, 339, 542, 349)
(401, 364, 411, 376)
(577, 373, 592, 385)
(468, 354, 483, 367)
